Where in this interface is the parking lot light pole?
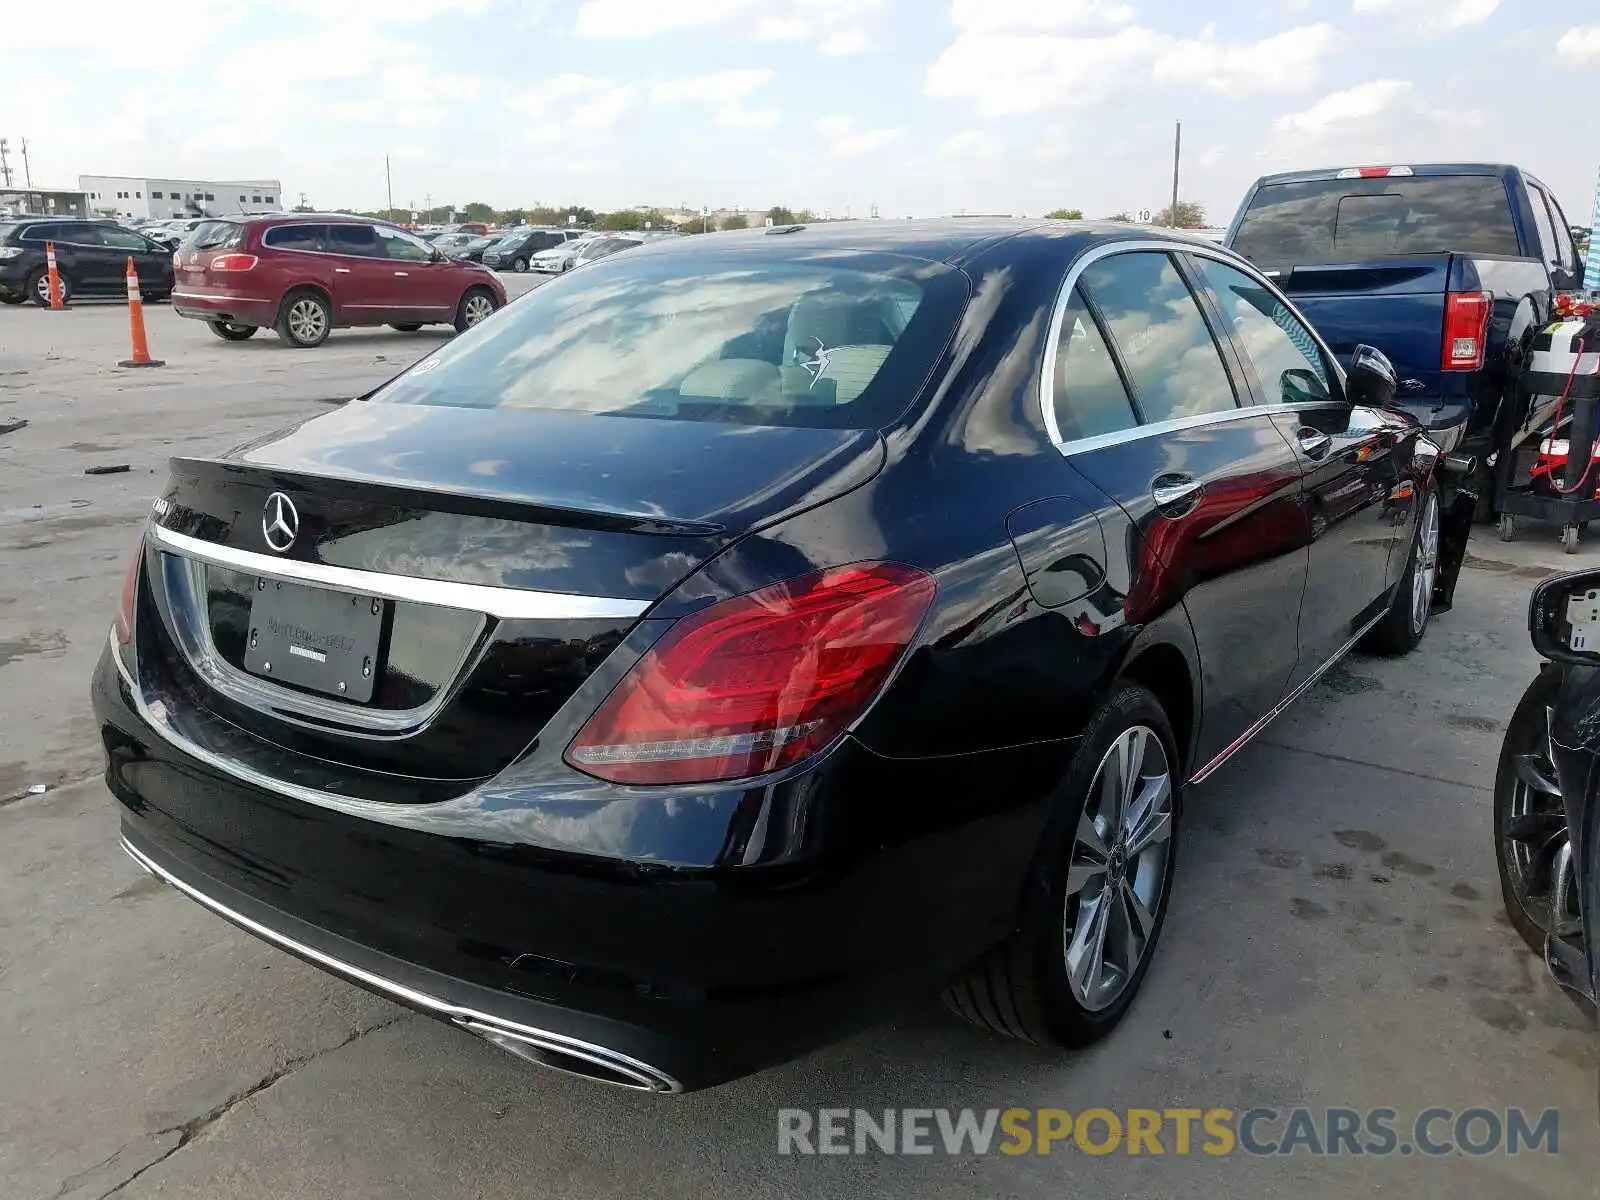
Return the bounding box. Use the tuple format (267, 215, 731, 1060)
(1170, 120, 1181, 228)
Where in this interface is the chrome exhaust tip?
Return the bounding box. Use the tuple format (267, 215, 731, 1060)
(456, 1018, 682, 1093)
(1441, 453, 1478, 477)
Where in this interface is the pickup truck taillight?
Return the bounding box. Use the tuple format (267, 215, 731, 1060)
(1442, 290, 1491, 371)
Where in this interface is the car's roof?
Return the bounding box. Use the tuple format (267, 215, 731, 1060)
(614, 217, 1221, 269)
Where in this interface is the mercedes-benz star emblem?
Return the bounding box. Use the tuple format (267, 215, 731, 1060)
(262, 492, 300, 553)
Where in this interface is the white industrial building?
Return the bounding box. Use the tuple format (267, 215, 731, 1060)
(78, 175, 284, 220)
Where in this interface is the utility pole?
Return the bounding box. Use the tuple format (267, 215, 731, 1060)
(425, 192, 432, 218)
(0, 140, 11, 189)
(20, 137, 32, 188)
(385, 155, 394, 217)
(1169, 120, 1182, 227)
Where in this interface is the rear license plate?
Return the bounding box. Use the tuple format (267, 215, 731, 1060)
(242, 579, 384, 702)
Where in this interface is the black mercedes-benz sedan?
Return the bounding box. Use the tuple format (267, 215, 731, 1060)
(93, 219, 1445, 1092)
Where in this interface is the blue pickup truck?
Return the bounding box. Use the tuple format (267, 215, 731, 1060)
(1226, 163, 1588, 595)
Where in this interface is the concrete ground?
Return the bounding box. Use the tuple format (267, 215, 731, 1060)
(1, 291, 1595, 1199)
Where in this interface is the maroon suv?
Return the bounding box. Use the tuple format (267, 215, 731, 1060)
(171, 215, 508, 347)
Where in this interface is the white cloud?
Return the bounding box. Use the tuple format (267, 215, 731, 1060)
(1351, 0, 1500, 33)
(947, 0, 1134, 32)
(651, 69, 773, 103)
(576, 0, 885, 50)
(717, 105, 782, 127)
(1155, 24, 1341, 94)
(821, 28, 870, 55)
(816, 115, 902, 156)
(1557, 26, 1600, 65)
(1273, 79, 1413, 137)
(575, 0, 752, 37)
(927, 20, 1336, 115)
(942, 130, 1004, 160)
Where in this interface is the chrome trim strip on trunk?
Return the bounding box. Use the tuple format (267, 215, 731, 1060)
(148, 523, 651, 621)
(1188, 607, 1387, 785)
(119, 835, 683, 1093)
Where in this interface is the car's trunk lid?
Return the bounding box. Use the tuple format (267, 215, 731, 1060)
(138, 403, 884, 795)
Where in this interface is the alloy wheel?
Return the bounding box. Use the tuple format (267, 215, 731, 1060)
(1505, 710, 1581, 937)
(1063, 725, 1174, 1011)
(463, 294, 495, 326)
(287, 298, 327, 344)
(1411, 492, 1439, 634)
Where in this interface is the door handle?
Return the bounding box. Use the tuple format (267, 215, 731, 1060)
(1151, 475, 1203, 514)
(1297, 429, 1332, 459)
(334, 267, 351, 274)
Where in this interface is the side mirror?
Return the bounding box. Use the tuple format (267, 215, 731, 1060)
(1529, 570, 1600, 665)
(1346, 343, 1398, 410)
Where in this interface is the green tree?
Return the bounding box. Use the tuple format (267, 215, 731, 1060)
(498, 207, 527, 226)
(1044, 208, 1084, 220)
(462, 201, 496, 222)
(720, 213, 750, 230)
(767, 206, 797, 226)
(795, 208, 818, 223)
(1153, 200, 1207, 227)
(1104, 211, 1133, 222)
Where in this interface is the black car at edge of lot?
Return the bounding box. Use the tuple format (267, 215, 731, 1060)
(94, 219, 1443, 1092)
(0, 218, 174, 306)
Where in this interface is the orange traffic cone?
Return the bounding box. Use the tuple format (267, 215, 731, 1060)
(44, 241, 66, 309)
(119, 258, 165, 369)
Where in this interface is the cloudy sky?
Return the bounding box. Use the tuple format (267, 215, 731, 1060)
(4, 0, 1597, 227)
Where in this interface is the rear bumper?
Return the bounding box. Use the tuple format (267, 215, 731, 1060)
(92, 641, 1063, 1089)
(172, 289, 277, 325)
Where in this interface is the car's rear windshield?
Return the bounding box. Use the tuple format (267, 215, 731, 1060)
(371, 250, 969, 429)
(1230, 174, 1520, 271)
(188, 220, 242, 249)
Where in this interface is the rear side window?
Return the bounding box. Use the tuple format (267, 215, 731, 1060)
(1190, 257, 1333, 406)
(1050, 290, 1138, 441)
(20, 224, 63, 242)
(325, 224, 380, 256)
(1078, 252, 1238, 424)
(1231, 175, 1520, 271)
(370, 252, 970, 429)
(263, 224, 325, 252)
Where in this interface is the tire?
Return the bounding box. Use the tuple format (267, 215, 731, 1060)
(944, 683, 1180, 1048)
(207, 320, 258, 342)
(275, 289, 332, 348)
(1495, 670, 1576, 952)
(512, 257, 528, 273)
(0, 294, 22, 305)
(388, 322, 424, 332)
(27, 268, 69, 307)
(454, 287, 498, 333)
(1360, 482, 1438, 656)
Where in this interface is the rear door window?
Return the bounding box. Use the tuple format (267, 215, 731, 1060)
(1050, 289, 1139, 441)
(1077, 251, 1239, 423)
(1231, 175, 1520, 271)
(263, 224, 326, 252)
(370, 251, 970, 429)
(1189, 256, 1334, 406)
(325, 224, 381, 257)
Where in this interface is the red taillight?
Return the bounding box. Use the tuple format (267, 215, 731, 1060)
(566, 562, 936, 785)
(209, 253, 258, 272)
(1442, 290, 1491, 371)
(113, 544, 142, 645)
